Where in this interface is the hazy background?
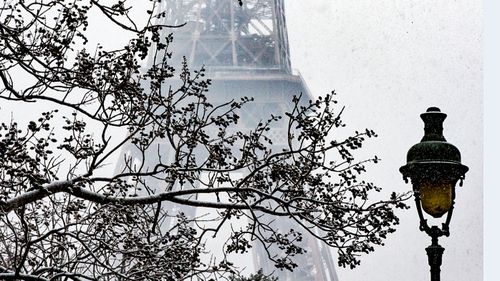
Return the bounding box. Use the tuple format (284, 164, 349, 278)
(284, 1, 482, 281)
(0, 0, 488, 280)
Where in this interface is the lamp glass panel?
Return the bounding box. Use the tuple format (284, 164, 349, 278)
(419, 180, 453, 218)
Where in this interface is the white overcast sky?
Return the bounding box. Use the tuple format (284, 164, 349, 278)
(2, 0, 498, 280)
(285, 1, 483, 281)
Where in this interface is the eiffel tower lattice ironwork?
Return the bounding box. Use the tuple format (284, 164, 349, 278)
(119, 0, 340, 280)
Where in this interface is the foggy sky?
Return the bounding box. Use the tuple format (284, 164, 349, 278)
(0, 1, 486, 280)
(285, 1, 482, 281)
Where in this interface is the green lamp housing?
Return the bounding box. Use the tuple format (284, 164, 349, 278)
(400, 107, 468, 219)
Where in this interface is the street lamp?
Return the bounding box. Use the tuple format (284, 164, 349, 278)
(399, 107, 468, 281)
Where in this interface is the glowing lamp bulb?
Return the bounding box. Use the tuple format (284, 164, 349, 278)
(418, 180, 453, 218)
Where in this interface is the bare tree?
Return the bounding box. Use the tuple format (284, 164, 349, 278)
(230, 269, 277, 281)
(0, 0, 409, 280)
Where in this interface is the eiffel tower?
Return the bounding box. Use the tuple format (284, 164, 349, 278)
(122, 0, 340, 280)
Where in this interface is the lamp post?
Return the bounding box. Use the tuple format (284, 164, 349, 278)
(400, 107, 468, 281)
